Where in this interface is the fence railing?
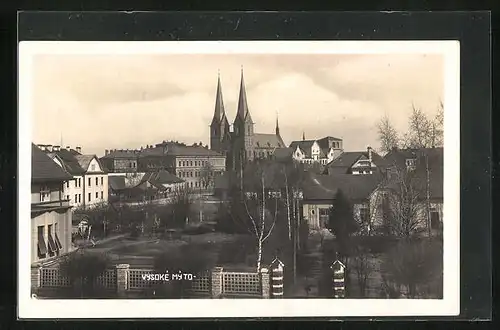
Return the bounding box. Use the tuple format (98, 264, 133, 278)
(32, 264, 272, 298)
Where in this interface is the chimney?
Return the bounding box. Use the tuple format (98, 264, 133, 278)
(105, 149, 109, 156)
(367, 146, 372, 163)
(53, 145, 60, 152)
(46, 145, 53, 152)
(66, 146, 71, 151)
(76, 146, 82, 154)
(37, 144, 45, 151)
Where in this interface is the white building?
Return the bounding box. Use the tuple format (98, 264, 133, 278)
(40, 144, 109, 209)
(289, 135, 343, 165)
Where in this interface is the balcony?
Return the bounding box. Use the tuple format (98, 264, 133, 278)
(31, 199, 72, 214)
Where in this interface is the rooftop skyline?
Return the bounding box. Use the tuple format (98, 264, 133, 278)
(32, 53, 444, 157)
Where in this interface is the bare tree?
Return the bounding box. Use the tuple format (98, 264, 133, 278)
(377, 115, 400, 154)
(383, 165, 426, 238)
(352, 247, 374, 298)
(200, 162, 215, 190)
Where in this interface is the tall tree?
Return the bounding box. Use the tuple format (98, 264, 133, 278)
(327, 190, 359, 264)
(377, 115, 400, 154)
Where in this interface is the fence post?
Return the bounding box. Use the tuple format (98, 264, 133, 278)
(211, 267, 224, 298)
(270, 257, 284, 298)
(31, 265, 41, 291)
(116, 264, 130, 297)
(331, 260, 346, 298)
(260, 268, 270, 299)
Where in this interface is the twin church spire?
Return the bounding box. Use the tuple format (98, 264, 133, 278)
(211, 67, 279, 135)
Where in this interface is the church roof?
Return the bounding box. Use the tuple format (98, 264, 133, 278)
(234, 68, 253, 124)
(273, 147, 294, 161)
(253, 134, 285, 149)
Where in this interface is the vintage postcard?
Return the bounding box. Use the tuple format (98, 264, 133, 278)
(18, 40, 460, 318)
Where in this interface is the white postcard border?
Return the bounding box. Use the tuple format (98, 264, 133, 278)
(18, 40, 460, 319)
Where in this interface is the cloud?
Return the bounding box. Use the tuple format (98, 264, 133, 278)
(30, 52, 444, 156)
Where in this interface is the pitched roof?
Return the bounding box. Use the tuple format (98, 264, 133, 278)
(108, 176, 126, 190)
(325, 150, 388, 174)
(139, 143, 223, 158)
(52, 149, 86, 175)
(32, 144, 73, 182)
(302, 173, 383, 201)
(289, 140, 316, 158)
(253, 134, 285, 149)
(384, 147, 443, 169)
(142, 170, 184, 185)
(74, 155, 95, 171)
(101, 150, 140, 159)
(273, 147, 294, 161)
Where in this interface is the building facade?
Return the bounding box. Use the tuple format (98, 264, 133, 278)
(289, 135, 344, 166)
(100, 149, 140, 173)
(323, 146, 387, 176)
(41, 145, 109, 209)
(31, 144, 74, 264)
(209, 69, 286, 171)
(138, 142, 226, 190)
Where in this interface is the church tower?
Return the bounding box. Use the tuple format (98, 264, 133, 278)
(233, 67, 255, 168)
(210, 71, 230, 153)
(275, 112, 285, 147)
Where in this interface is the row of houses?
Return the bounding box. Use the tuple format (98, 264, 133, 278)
(214, 146, 444, 235)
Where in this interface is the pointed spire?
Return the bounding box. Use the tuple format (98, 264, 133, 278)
(275, 111, 280, 136)
(212, 71, 225, 125)
(302, 131, 306, 141)
(237, 66, 250, 121)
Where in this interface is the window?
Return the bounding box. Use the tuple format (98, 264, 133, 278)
(319, 208, 329, 228)
(96, 177, 99, 186)
(66, 195, 69, 201)
(359, 207, 370, 224)
(96, 192, 99, 199)
(54, 223, 62, 250)
(88, 193, 91, 202)
(431, 208, 440, 229)
(37, 226, 47, 259)
(47, 224, 57, 255)
(78, 194, 81, 203)
(190, 161, 193, 166)
(101, 177, 104, 185)
(190, 172, 193, 177)
(406, 158, 417, 170)
(195, 182, 199, 188)
(78, 178, 81, 187)
(39, 185, 50, 202)
(101, 191, 104, 199)
(74, 194, 77, 203)
(66, 181, 70, 188)
(129, 162, 132, 168)
(88, 178, 91, 186)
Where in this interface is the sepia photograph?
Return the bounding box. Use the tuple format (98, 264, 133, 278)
(18, 40, 460, 318)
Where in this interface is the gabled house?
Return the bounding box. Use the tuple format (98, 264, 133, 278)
(31, 144, 74, 264)
(301, 173, 383, 230)
(42, 145, 109, 209)
(323, 147, 387, 175)
(379, 147, 444, 233)
(289, 135, 343, 165)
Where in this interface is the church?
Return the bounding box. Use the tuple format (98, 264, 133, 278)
(209, 68, 286, 171)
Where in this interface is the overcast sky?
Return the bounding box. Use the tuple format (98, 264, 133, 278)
(31, 53, 443, 157)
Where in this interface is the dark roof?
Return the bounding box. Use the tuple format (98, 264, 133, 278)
(75, 155, 96, 171)
(289, 140, 317, 158)
(325, 150, 388, 174)
(302, 173, 383, 202)
(52, 149, 86, 175)
(140, 143, 223, 158)
(142, 170, 184, 185)
(32, 144, 73, 182)
(253, 134, 285, 149)
(101, 150, 140, 159)
(383, 148, 443, 199)
(109, 176, 126, 190)
(273, 147, 294, 161)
